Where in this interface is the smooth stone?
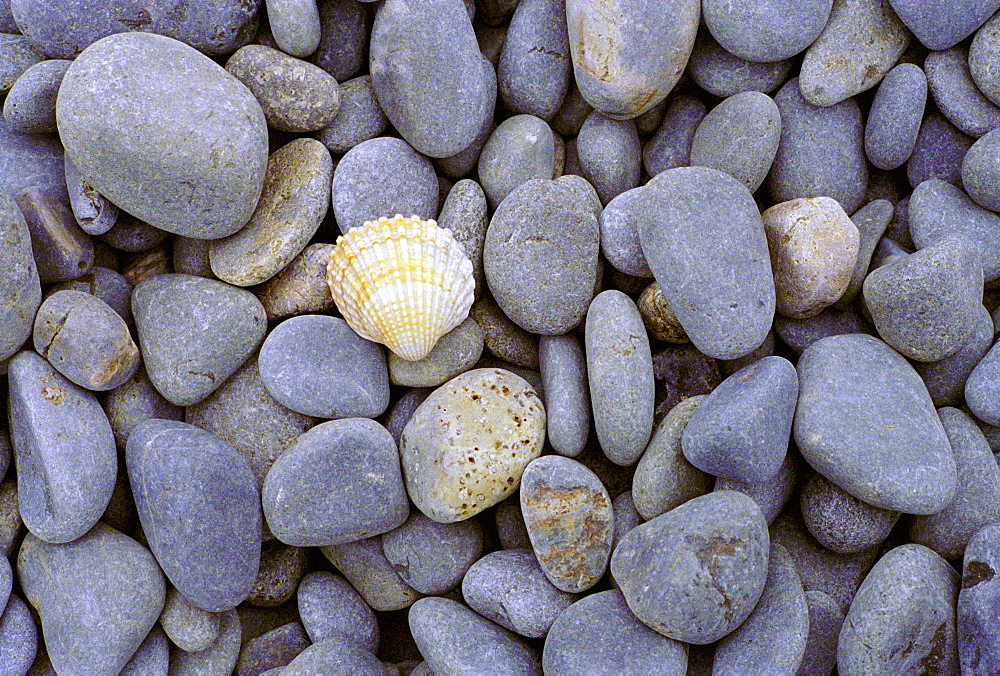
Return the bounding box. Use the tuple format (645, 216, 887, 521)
(309, 0, 368, 80)
(381, 513, 483, 595)
(714, 449, 798, 524)
(497, 0, 570, 120)
(538, 334, 590, 457)
(0, 482, 18, 557)
(565, 0, 699, 119)
(799, 0, 910, 107)
(907, 113, 975, 188)
(15, 187, 93, 283)
(132, 274, 267, 406)
(970, 10, 1000, 105)
(916, 305, 994, 406)
(835, 199, 894, 309)
(469, 294, 540, 369)
(438, 179, 489, 298)
(236, 621, 310, 674)
(585, 290, 654, 465)
(963, 127, 1000, 212)
(249, 540, 308, 607)
(56, 33, 269, 239)
(370, 0, 495, 157)
(910, 408, 1000, 560)
(478, 114, 556, 209)
(865, 63, 928, 170)
(100, 213, 169, 253)
(925, 46, 1000, 138)
(17, 524, 165, 675)
(793, 333, 957, 514)
(400, 368, 545, 522)
(611, 490, 643, 548)
(908, 178, 1000, 282)
(172, 236, 213, 277)
(637, 284, 694, 341)
(681, 356, 797, 483)
(258, 314, 390, 419)
(7, 351, 116, 543)
(226, 45, 339, 133)
(331, 136, 438, 233)
(0, 33, 42, 95)
(0, 594, 37, 674)
(314, 75, 387, 154)
(2, 58, 69, 133)
(966, 339, 1000, 425)
(159, 587, 220, 652)
(763, 196, 860, 319)
(687, 29, 792, 98)
(496, 496, 533, 550)
(611, 490, 769, 644)
(863, 235, 983, 361)
(958, 522, 1000, 673)
(254, 242, 337, 321)
(209, 138, 332, 286)
(321, 535, 421, 611)
(0, 116, 66, 204)
(282, 638, 388, 675)
(638, 166, 775, 360)
(642, 94, 706, 177)
(799, 471, 901, 554)
(798, 591, 845, 676)
(32, 289, 139, 391)
(432, 110, 494, 180)
(262, 418, 408, 546)
(168, 608, 241, 675)
(838, 544, 959, 674)
(384, 388, 432, 446)
(483, 178, 599, 335)
(520, 455, 613, 593)
(0, 192, 40, 361)
(388, 317, 483, 388)
(576, 112, 640, 204)
(120, 625, 169, 675)
(600, 187, 651, 277)
(126, 419, 262, 612)
(768, 78, 868, 215)
(104, 366, 183, 448)
(462, 549, 578, 638)
(889, 0, 1000, 50)
(0, 557, 10, 612)
(266, 0, 321, 57)
(702, 0, 831, 62)
(297, 571, 379, 652)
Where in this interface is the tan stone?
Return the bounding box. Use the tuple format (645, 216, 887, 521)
(637, 281, 688, 343)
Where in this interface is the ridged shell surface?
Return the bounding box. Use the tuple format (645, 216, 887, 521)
(327, 215, 476, 361)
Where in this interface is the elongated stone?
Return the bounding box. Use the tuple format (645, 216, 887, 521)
(0, 192, 40, 362)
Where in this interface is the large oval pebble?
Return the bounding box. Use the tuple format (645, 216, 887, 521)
(0, 193, 40, 362)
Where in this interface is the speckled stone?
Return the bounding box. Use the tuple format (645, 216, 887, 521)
(642, 94, 706, 177)
(120, 626, 170, 674)
(865, 63, 927, 170)
(638, 166, 775, 360)
(266, 0, 321, 57)
(962, 128, 1000, 213)
(687, 30, 792, 98)
(838, 544, 959, 674)
(890, 0, 1000, 50)
(469, 294, 539, 369)
(0, 593, 37, 674)
(370, 0, 495, 158)
(100, 213, 168, 253)
(565, 0, 698, 119)
(0, 192, 40, 362)
(916, 305, 993, 407)
(159, 587, 220, 653)
(599, 188, 651, 277)
(714, 449, 797, 525)
(15, 187, 93, 283)
(236, 620, 310, 674)
(958, 522, 1000, 673)
(478, 114, 556, 209)
(56, 33, 268, 239)
(309, 0, 368, 81)
(498, 0, 570, 120)
(437, 179, 488, 297)
(297, 570, 379, 652)
(282, 638, 388, 675)
(0, 116, 66, 204)
(907, 113, 975, 188)
(799, 471, 900, 554)
(0, 33, 42, 92)
(538, 334, 590, 457)
(168, 608, 241, 675)
(400, 368, 545, 522)
(793, 333, 956, 515)
(104, 366, 183, 448)
(925, 46, 1000, 138)
(262, 418, 408, 546)
(388, 317, 483, 388)
(254, 243, 336, 321)
(314, 75, 387, 154)
(2, 58, 69, 133)
(576, 112, 640, 204)
(703, 0, 832, 62)
(247, 540, 308, 608)
(798, 590, 845, 676)
(966, 339, 1000, 425)
(970, 11, 1000, 106)
(637, 282, 687, 343)
(381, 512, 483, 595)
(384, 388, 431, 445)
(835, 199, 894, 309)
(321, 535, 421, 611)
(331, 136, 438, 233)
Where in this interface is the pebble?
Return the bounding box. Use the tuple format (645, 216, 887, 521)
(100, 213, 168, 253)
(17, 524, 165, 675)
(611, 490, 643, 548)
(321, 536, 421, 611)
(0, 33, 42, 92)
(384, 388, 431, 446)
(120, 626, 169, 675)
(209, 137, 332, 286)
(865, 63, 928, 170)
(907, 113, 974, 188)
(168, 608, 241, 675)
(687, 30, 792, 98)
(642, 94, 706, 177)
(0, 192, 40, 362)
(171, 236, 213, 277)
(966, 339, 1000, 425)
(314, 75, 387, 154)
(159, 587, 220, 653)
(309, 0, 368, 80)
(799, 471, 901, 554)
(497, 0, 570, 120)
(963, 127, 1000, 213)
(702, 0, 832, 62)
(538, 334, 590, 457)
(126, 419, 262, 612)
(0, 116, 66, 203)
(958, 522, 1000, 673)
(638, 166, 775, 360)
(0, 556, 9, 612)
(266, 0, 321, 58)
(483, 178, 599, 335)
(478, 114, 555, 209)
(437, 178, 489, 297)
(768, 78, 868, 215)
(798, 590, 845, 676)
(103, 366, 183, 448)
(468, 294, 540, 368)
(254, 242, 337, 321)
(681, 356, 797, 482)
(56, 32, 269, 239)
(638, 282, 687, 343)
(15, 187, 93, 283)
(835, 199, 894, 309)
(249, 540, 308, 607)
(381, 513, 484, 595)
(2, 58, 69, 133)
(838, 543, 959, 674)
(890, 0, 1000, 50)
(970, 10, 1000, 106)
(282, 637, 388, 675)
(599, 188, 651, 278)
(462, 548, 577, 637)
(925, 46, 1000, 138)
(0, 482, 19, 557)
(7, 350, 117, 543)
(689, 91, 781, 193)
(519, 455, 613, 593)
(798, 0, 910, 107)
(262, 417, 409, 546)
(257, 314, 390, 419)
(916, 304, 994, 406)
(132, 274, 267, 406)
(331, 136, 438, 233)
(565, 0, 698, 119)
(297, 570, 379, 652)
(388, 317, 484, 387)
(400, 368, 545, 522)
(714, 449, 798, 524)
(576, 112, 640, 204)
(793, 333, 956, 514)
(0, 594, 36, 674)
(370, 0, 496, 158)
(236, 620, 310, 674)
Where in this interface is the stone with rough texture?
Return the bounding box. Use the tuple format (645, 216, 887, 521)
(0, 593, 36, 674)
(798, 591, 845, 676)
(388, 317, 483, 388)
(282, 638, 388, 675)
(159, 587, 220, 653)
(498, 0, 570, 120)
(966, 338, 1000, 425)
(321, 536, 421, 611)
(381, 513, 483, 595)
(889, 0, 1000, 50)
(478, 114, 556, 209)
(297, 571, 379, 652)
(908, 113, 975, 188)
(105, 366, 183, 448)
(688, 30, 793, 98)
(15, 187, 93, 284)
(309, 0, 367, 81)
(266, 0, 321, 57)
(0, 192, 40, 362)
(538, 334, 590, 457)
(959, 523, 1000, 674)
(2, 58, 69, 134)
(576, 112, 640, 204)
(642, 94, 706, 177)
(702, 0, 832, 62)
(715, 450, 798, 525)
(168, 608, 241, 675)
(962, 127, 1000, 212)
(916, 304, 994, 406)
(970, 11, 1000, 106)
(865, 63, 927, 170)
(599, 187, 651, 278)
(236, 621, 310, 674)
(254, 243, 337, 321)
(835, 199, 894, 309)
(925, 46, 1000, 138)
(0, 116, 66, 204)
(799, 471, 900, 554)
(315, 75, 387, 154)
(0, 33, 41, 92)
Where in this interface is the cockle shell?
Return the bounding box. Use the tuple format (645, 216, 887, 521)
(326, 214, 476, 361)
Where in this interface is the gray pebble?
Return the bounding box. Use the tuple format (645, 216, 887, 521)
(104, 366, 183, 449)
(432, 110, 494, 180)
(642, 94, 706, 177)
(168, 608, 241, 675)
(0, 556, 9, 613)
(497, 0, 570, 120)
(0, 192, 40, 362)
(438, 179, 488, 298)
(159, 587, 220, 653)
(963, 127, 1000, 212)
(2, 58, 69, 133)
(906, 113, 974, 188)
(0, 116, 66, 203)
(382, 512, 483, 595)
(702, 0, 832, 62)
(468, 294, 539, 368)
(172, 236, 214, 277)
(478, 114, 555, 209)
(611, 490, 643, 547)
(970, 10, 1000, 105)
(915, 304, 994, 406)
(0, 594, 36, 675)
(966, 338, 1000, 425)
(309, 0, 368, 81)
(388, 317, 483, 387)
(688, 32, 791, 100)
(835, 199, 894, 309)
(865, 63, 928, 170)
(890, 0, 1000, 50)
(958, 522, 1000, 673)
(282, 638, 388, 675)
(599, 187, 651, 277)
(797, 590, 845, 676)
(714, 448, 798, 524)
(496, 496, 533, 550)
(236, 620, 310, 674)
(799, 471, 900, 554)
(297, 570, 378, 652)
(321, 536, 421, 611)
(315, 75, 387, 154)
(383, 388, 431, 446)
(249, 540, 308, 607)
(119, 625, 169, 675)
(925, 45, 1000, 138)
(266, 0, 321, 57)
(15, 186, 93, 283)
(0, 482, 19, 557)
(576, 111, 640, 204)
(0, 33, 42, 92)
(100, 213, 169, 253)
(254, 242, 337, 321)
(538, 334, 590, 457)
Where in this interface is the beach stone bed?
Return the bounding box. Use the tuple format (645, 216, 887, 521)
(2, 0, 1000, 672)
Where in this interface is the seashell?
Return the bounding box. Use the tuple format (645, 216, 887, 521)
(326, 214, 476, 361)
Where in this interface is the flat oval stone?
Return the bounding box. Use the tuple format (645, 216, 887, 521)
(56, 33, 268, 239)
(799, 471, 900, 554)
(370, 0, 496, 158)
(925, 46, 1000, 138)
(282, 638, 388, 675)
(793, 333, 956, 514)
(585, 290, 655, 465)
(126, 419, 262, 612)
(959, 522, 1000, 673)
(498, 0, 570, 121)
(132, 274, 267, 406)
(576, 112, 640, 204)
(907, 113, 975, 188)
(388, 317, 483, 388)
(209, 138, 332, 286)
(257, 314, 389, 419)
(321, 535, 421, 611)
(159, 587, 219, 652)
(478, 114, 556, 209)
(565, 0, 699, 119)
(400, 368, 545, 523)
(963, 127, 1000, 212)
(266, 0, 321, 57)
(262, 418, 408, 547)
(611, 490, 770, 644)
(638, 166, 775, 360)
(889, 0, 1000, 50)
(970, 11, 1000, 105)
(297, 571, 379, 651)
(838, 544, 959, 674)
(169, 608, 241, 675)
(315, 75, 387, 154)
(7, 350, 116, 543)
(865, 63, 928, 170)
(642, 94, 706, 177)
(538, 334, 590, 457)
(483, 178, 599, 335)
(520, 455, 613, 593)
(688, 31, 792, 98)
(381, 513, 483, 595)
(0, 192, 40, 362)
(2, 58, 69, 133)
(309, 0, 367, 80)
(703, 0, 831, 62)
(17, 524, 165, 675)
(0, 593, 37, 674)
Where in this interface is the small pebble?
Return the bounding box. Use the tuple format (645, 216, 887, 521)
(958, 522, 1000, 673)
(15, 186, 93, 283)
(266, 0, 322, 57)
(0, 594, 37, 674)
(915, 304, 994, 406)
(159, 587, 221, 653)
(104, 366, 183, 448)
(962, 127, 1000, 212)
(835, 199, 894, 309)
(477, 114, 555, 209)
(309, 0, 368, 80)
(236, 620, 310, 674)
(321, 536, 421, 611)
(282, 637, 388, 675)
(538, 334, 590, 457)
(970, 10, 1000, 105)
(2, 58, 69, 133)
(687, 29, 792, 98)
(799, 471, 901, 554)
(865, 63, 928, 170)
(925, 46, 1000, 138)
(965, 338, 1000, 425)
(702, 0, 832, 62)
(381, 513, 484, 595)
(497, 0, 570, 120)
(576, 112, 640, 205)
(907, 113, 975, 188)
(642, 94, 706, 177)
(388, 317, 484, 388)
(297, 570, 379, 652)
(0, 192, 40, 362)
(798, 590, 845, 676)
(248, 540, 308, 607)
(254, 242, 337, 321)
(637, 282, 687, 343)
(168, 608, 241, 675)
(714, 449, 798, 524)
(314, 75, 388, 154)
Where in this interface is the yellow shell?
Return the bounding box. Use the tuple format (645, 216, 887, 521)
(326, 215, 476, 361)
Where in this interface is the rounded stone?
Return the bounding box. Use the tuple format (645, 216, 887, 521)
(962, 128, 1000, 212)
(55, 33, 268, 239)
(381, 513, 483, 595)
(966, 340, 1000, 426)
(0, 33, 42, 93)
(478, 114, 555, 209)
(687, 31, 793, 98)
(798, 590, 845, 676)
(309, 0, 367, 81)
(266, 0, 321, 57)
(970, 10, 1000, 106)
(0, 192, 41, 362)
(538, 334, 590, 457)
(281, 638, 388, 675)
(168, 608, 241, 675)
(297, 571, 379, 652)
(702, 0, 832, 62)
(576, 112, 640, 204)
(438, 178, 489, 298)
(104, 366, 182, 448)
(254, 242, 337, 321)
(497, 0, 571, 121)
(799, 471, 901, 554)
(907, 114, 975, 188)
(925, 46, 1000, 138)
(262, 418, 409, 547)
(469, 295, 540, 369)
(958, 522, 1000, 673)
(248, 539, 308, 607)
(916, 304, 994, 407)
(321, 535, 421, 611)
(599, 187, 651, 278)
(400, 368, 546, 523)
(159, 587, 220, 653)
(835, 198, 894, 309)
(642, 94, 706, 177)
(714, 449, 798, 525)
(314, 75, 387, 154)
(890, 0, 1000, 50)
(865, 63, 928, 170)
(388, 317, 484, 388)
(2, 58, 69, 134)
(0, 594, 37, 674)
